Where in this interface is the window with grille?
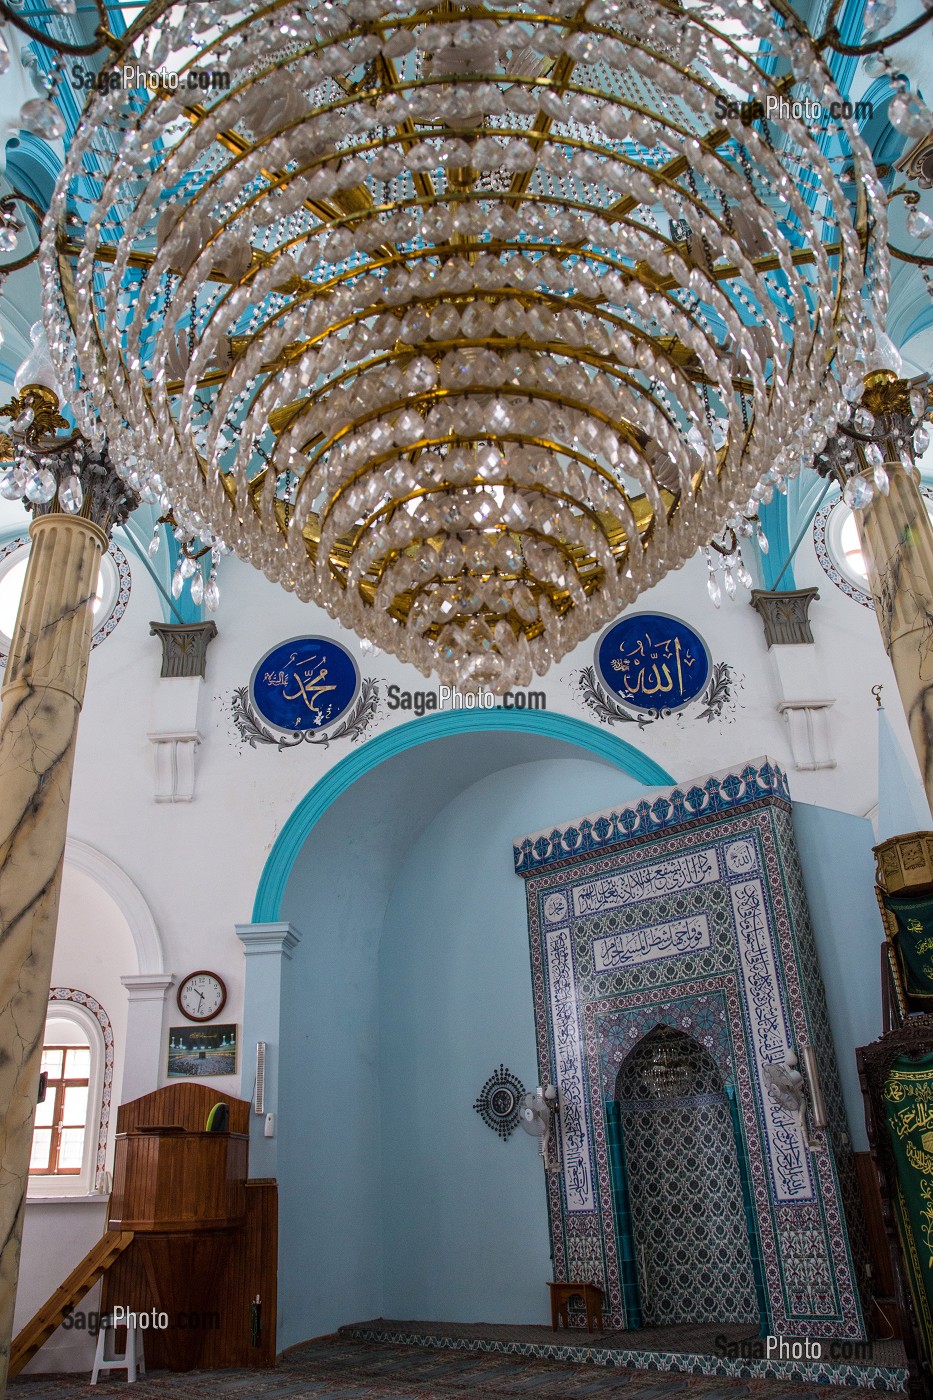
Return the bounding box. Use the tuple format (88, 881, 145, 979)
(29, 1045, 91, 1176)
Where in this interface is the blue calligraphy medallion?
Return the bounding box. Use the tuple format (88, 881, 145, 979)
(596, 613, 711, 713)
(250, 636, 360, 733)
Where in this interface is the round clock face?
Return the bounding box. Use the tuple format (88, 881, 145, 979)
(177, 971, 226, 1023)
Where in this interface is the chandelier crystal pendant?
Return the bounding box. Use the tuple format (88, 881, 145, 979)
(42, 0, 888, 690)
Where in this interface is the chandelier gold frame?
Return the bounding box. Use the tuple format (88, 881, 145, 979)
(41, 0, 888, 686)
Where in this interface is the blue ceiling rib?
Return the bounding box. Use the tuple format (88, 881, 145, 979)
(4, 132, 61, 207)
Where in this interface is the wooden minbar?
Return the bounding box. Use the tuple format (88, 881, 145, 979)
(109, 1127, 247, 1233)
(101, 1083, 277, 1371)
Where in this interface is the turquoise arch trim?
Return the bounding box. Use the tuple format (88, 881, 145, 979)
(251, 708, 675, 921)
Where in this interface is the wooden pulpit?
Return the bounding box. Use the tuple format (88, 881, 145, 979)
(101, 1084, 276, 1371)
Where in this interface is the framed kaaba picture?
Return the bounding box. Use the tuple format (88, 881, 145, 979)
(167, 1024, 237, 1078)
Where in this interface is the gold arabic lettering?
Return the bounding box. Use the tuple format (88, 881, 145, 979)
(610, 630, 695, 703)
(279, 652, 338, 718)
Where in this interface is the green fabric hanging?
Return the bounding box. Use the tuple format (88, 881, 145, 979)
(882, 1052, 933, 1359)
(881, 893, 933, 999)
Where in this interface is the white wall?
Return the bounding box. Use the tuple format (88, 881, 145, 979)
(13, 1201, 109, 1374)
(50, 864, 135, 1150)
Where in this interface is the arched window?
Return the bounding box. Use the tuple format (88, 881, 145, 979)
(28, 992, 113, 1198)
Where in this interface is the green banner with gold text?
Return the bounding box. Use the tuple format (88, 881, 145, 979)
(881, 894, 933, 999)
(883, 1053, 933, 1358)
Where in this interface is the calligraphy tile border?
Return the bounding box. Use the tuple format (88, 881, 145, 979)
(48, 987, 114, 1191)
(522, 796, 865, 1337)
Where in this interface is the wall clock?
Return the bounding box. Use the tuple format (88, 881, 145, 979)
(176, 971, 227, 1023)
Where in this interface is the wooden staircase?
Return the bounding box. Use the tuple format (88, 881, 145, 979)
(9, 1229, 135, 1378)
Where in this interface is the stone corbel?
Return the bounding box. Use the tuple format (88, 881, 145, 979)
(750, 589, 836, 771)
(147, 622, 218, 802)
(776, 701, 836, 772)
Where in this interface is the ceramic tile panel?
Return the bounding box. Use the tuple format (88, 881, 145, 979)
(516, 758, 866, 1338)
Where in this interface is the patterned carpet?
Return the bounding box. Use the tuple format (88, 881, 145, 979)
(8, 1335, 908, 1399)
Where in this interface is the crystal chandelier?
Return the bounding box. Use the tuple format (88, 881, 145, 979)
(41, 0, 890, 689)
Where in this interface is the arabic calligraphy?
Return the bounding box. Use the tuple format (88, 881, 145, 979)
(731, 878, 814, 1203)
(545, 924, 595, 1212)
(888, 1086, 933, 1141)
(573, 850, 720, 917)
(267, 658, 337, 718)
(596, 613, 711, 713)
(250, 636, 360, 733)
(592, 914, 710, 972)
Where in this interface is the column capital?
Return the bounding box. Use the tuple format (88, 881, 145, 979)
(235, 922, 302, 959)
(750, 588, 819, 647)
(150, 621, 218, 679)
(120, 974, 175, 1001)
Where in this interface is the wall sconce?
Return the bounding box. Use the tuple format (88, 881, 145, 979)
(520, 1084, 560, 1172)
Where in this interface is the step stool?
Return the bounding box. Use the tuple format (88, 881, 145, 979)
(91, 1317, 146, 1384)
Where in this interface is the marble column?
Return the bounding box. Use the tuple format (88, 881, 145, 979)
(853, 395, 933, 818)
(0, 391, 136, 1391)
(0, 513, 105, 1381)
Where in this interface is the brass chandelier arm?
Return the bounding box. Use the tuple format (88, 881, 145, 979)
(818, 8, 933, 55)
(0, 0, 118, 55)
(292, 381, 677, 499)
(889, 245, 933, 268)
(302, 427, 661, 546)
(347, 487, 601, 577)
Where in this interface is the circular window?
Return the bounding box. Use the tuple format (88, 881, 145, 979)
(813, 489, 933, 610)
(0, 536, 131, 659)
